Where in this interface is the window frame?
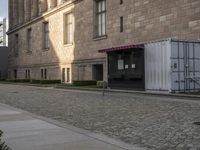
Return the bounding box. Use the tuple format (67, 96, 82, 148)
(66, 68, 70, 83)
(14, 33, 19, 56)
(120, 16, 123, 32)
(95, 0, 107, 38)
(41, 69, 44, 79)
(27, 28, 32, 52)
(43, 22, 50, 50)
(44, 69, 47, 79)
(25, 69, 31, 79)
(63, 12, 74, 45)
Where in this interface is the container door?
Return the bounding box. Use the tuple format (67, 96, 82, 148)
(171, 41, 200, 92)
(171, 42, 185, 92)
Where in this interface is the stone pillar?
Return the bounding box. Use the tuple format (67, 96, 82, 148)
(18, 0, 24, 24)
(39, 0, 47, 15)
(13, 0, 19, 26)
(31, 0, 39, 19)
(8, 0, 14, 28)
(24, 0, 31, 22)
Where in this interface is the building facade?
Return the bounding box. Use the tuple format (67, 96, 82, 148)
(8, 0, 200, 85)
(0, 18, 7, 46)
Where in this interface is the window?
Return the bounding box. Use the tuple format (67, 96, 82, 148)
(64, 13, 73, 44)
(14, 69, 17, 79)
(25, 70, 27, 79)
(62, 68, 70, 83)
(120, 16, 123, 32)
(67, 68, 70, 82)
(25, 69, 30, 79)
(27, 28, 32, 51)
(96, 0, 106, 37)
(44, 69, 47, 79)
(15, 34, 19, 56)
(41, 69, 47, 79)
(43, 22, 49, 49)
(62, 68, 66, 82)
(41, 69, 44, 79)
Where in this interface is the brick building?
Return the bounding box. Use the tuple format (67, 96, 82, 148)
(8, 0, 200, 87)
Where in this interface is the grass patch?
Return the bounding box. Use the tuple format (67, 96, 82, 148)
(0, 79, 61, 85)
(73, 80, 97, 86)
(61, 83, 101, 89)
(192, 92, 200, 95)
(31, 80, 61, 84)
(6, 79, 30, 83)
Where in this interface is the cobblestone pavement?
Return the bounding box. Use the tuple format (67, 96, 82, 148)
(0, 84, 200, 150)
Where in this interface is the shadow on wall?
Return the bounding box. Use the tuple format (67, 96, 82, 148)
(71, 1, 106, 81)
(9, 0, 107, 83)
(9, 2, 76, 83)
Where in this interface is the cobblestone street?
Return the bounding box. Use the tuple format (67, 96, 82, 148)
(0, 84, 200, 150)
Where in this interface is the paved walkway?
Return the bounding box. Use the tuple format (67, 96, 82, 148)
(0, 103, 143, 150)
(1, 84, 200, 149)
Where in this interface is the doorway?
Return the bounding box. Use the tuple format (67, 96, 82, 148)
(108, 49, 145, 90)
(92, 64, 103, 81)
(14, 69, 17, 79)
(62, 68, 71, 83)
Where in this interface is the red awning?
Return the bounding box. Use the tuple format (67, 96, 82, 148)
(98, 44, 144, 53)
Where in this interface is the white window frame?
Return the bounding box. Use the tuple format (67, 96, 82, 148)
(64, 12, 74, 45)
(96, 0, 106, 37)
(27, 28, 32, 52)
(43, 22, 49, 49)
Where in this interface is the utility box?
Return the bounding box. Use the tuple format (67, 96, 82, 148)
(145, 39, 200, 93)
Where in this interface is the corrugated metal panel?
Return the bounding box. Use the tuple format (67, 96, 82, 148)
(171, 41, 200, 92)
(145, 40, 171, 91)
(145, 39, 200, 92)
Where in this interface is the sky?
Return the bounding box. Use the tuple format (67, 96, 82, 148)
(0, 0, 8, 21)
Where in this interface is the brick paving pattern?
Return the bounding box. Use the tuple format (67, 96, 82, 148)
(0, 84, 200, 150)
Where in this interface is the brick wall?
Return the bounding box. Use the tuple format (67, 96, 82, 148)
(8, 0, 200, 81)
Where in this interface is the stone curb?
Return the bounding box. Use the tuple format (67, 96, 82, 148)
(1, 82, 200, 100)
(55, 85, 200, 100)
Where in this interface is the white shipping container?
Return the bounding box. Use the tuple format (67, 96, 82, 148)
(145, 39, 200, 92)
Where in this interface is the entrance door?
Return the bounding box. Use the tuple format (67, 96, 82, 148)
(108, 49, 145, 90)
(171, 41, 200, 92)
